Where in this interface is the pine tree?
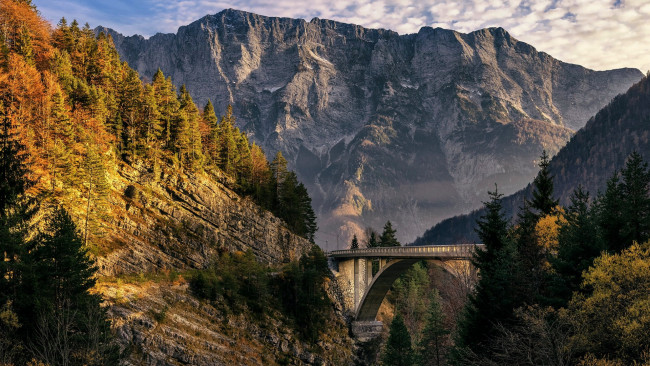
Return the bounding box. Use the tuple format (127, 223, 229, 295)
(530, 150, 559, 217)
(595, 172, 625, 251)
(202, 100, 219, 162)
(549, 186, 604, 307)
(81, 143, 109, 246)
(514, 199, 546, 304)
(367, 230, 379, 248)
(455, 186, 520, 357)
(382, 313, 414, 366)
(14, 25, 35, 66)
(380, 220, 400, 247)
(350, 235, 359, 249)
(0, 103, 34, 316)
(618, 151, 650, 250)
(25, 207, 118, 365)
(417, 290, 449, 366)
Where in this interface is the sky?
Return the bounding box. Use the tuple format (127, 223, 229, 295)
(33, 0, 650, 73)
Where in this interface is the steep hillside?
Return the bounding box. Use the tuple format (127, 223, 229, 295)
(0, 3, 355, 364)
(100, 9, 643, 245)
(415, 74, 650, 245)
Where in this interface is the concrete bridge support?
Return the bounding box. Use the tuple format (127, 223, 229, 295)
(329, 245, 481, 339)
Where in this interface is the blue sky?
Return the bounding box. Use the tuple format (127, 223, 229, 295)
(33, 0, 650, 73)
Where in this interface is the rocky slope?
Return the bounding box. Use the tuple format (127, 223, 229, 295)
(86, 162, 358, 364)
(96, 162, 312, 276)
(99, 9, 643, 245)
(415, 74, 650, 245)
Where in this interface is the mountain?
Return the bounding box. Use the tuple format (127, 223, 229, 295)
(414, 73, 650, 245)
(99, 9, 643, 246)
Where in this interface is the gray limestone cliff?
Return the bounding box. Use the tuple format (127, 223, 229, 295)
(98, 9, 643, 245)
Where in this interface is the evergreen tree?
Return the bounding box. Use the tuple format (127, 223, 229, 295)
(367, 230, 379, 248)
(380, 220, 400, 247)
(530, 150, 559, 217)
(14, 25, 34, 66)
(594, 172, 625, 251)
(350, 235, 359, 249)
(202, 100, 219, 162)
(514, 200, 546, 305)
(382, 313, 414, 366)
(80, 143, 109, 246)
(618, 151, 650, 250)
(549, 186, 604, 307)
(24, 207, 118, 365)
(417, 290, 449, 366)
(455, 186, 520, 358)
(0, 103, 34, 317)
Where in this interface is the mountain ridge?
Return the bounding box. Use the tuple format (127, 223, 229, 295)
(415, 73, 650, 245)
(98, 8, 643, 246)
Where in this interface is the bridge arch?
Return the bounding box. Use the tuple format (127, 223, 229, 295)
(355, 259, 419, 321)
(329, 245, 481, 323)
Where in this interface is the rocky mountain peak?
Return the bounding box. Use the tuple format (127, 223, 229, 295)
(100, 10, 643, 246)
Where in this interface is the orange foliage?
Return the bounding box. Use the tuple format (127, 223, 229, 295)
(0, 0, 52, 68)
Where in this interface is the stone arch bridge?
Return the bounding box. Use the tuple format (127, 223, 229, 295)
(328, 244, 482, 339)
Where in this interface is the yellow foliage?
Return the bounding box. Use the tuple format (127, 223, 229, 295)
(535, 206, 566, 254)
(569, 242, 650, 363)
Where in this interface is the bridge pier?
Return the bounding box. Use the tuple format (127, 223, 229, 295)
(351, 321, 383, 341)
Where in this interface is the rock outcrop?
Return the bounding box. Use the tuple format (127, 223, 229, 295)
(96, 162, 312, 276)
(99, 9, 644, 244)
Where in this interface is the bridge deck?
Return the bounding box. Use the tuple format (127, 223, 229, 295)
(328, 244, 482, 259)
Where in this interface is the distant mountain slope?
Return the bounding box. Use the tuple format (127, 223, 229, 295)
(98, 9, 643, 246)
(414, 74, 650, 245)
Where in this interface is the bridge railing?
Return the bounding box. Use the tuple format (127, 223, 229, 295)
(328, 244, 483, 259)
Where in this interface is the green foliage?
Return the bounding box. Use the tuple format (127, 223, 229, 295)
(380, 220, 400, 247)
(416, 290, 450, 366)
(278, 246, 332, 343)
(189, 250, 270, 315)
(455, 186, 521, 357)
(530, 150, 559, 216)
(190, 246, 332, 344)
(391, 262, 429, 342)
(382, 313, 414, 366)
(549, 186, 604, 307)
(350, 234, 359, 249)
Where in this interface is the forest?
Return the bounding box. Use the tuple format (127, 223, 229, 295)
(0, 0, 320, 364)
(376, 151, 650, 365)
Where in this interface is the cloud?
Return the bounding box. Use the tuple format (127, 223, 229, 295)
(33, 0, 650, 72)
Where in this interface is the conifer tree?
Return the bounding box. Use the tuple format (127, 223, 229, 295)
(217, 107, 238, 176)
(367, 230, 379, 248)
(382, 313, 414, 366)
(595, 172, 624, 251)
(417, 290, 449, 366)
(618, 151, 650, 249)
(455, 186, 520, 358)
(350, 234, 359, 249)
(530, 150, 559, 217)
(14, 25, 34, 66)
(81, 143, 109, 246)
(25, 207, 118, 365)
(380, 220, 400, 247)
(202, 100, 219, 162)
(549, 186, 604, 307)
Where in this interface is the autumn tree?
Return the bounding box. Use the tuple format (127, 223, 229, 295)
(568, 243, 650, 364)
